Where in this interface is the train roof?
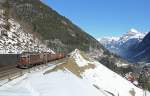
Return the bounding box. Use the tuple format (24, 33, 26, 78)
(20, 52, 54, 57)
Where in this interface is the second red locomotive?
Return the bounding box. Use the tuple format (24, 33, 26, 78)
(17, 52, 65, 69)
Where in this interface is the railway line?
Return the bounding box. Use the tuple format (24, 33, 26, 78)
(0, 64, 23, 80)
(0, 65, 18, 73)
(0, 57, 67, 86)
(0, 64, 48, 86)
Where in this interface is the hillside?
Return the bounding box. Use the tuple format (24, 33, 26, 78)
(5, 0, 103, 53)
(0, 49, 147, 96)
(1, 0, 105, 56)
(0, 0, 132, 70)
(0, 8, 53, 54)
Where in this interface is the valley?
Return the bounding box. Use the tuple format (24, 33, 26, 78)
(0, 0, 149, 96)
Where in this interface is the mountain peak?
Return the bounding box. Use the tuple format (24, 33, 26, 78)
(125, 28, 141, 36)
(129, 28, 139, 33)
(122, 28, 146, 40)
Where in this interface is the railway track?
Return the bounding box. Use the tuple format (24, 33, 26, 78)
(0, 64, 23, 80)
(0, 65, 18, 72)
(0, 58, 67, 82)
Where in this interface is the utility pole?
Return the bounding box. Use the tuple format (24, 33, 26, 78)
(45, 40, 49, 66)
(28, 44, 31, 70)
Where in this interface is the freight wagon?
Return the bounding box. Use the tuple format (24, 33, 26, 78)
(17, 52, 65, 69)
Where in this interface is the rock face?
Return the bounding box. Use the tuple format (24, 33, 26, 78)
(0, 0, 6, 4)
(0, 8, 53, 54)
(99, 29, 147, 61)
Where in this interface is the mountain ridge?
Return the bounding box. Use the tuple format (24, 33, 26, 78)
(8, 0, 103, 53)
(133, 32, 150, 62)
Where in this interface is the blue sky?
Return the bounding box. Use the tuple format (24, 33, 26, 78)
(42, 0, 150, 38)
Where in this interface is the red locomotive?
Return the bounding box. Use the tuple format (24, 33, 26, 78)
(17, 52, 65, 69)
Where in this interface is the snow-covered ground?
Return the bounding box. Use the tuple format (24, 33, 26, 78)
(0, 70, 107, 96)
(0, 49, 149, 96)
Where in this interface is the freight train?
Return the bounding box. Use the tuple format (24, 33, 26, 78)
(17, 52, 65, 69)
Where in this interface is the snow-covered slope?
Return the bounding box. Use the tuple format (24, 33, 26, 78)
(0, 70, 105, 96)
(99, 28, 147, 59)
(0, 49, 147, 96)
(0, 9, 53, 54)
(71, 49, 144, 96)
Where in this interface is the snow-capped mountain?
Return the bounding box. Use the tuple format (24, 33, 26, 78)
(0, 49, 147, 96)
(120, 28, 146, 42)
(99, 28, 147, 60)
